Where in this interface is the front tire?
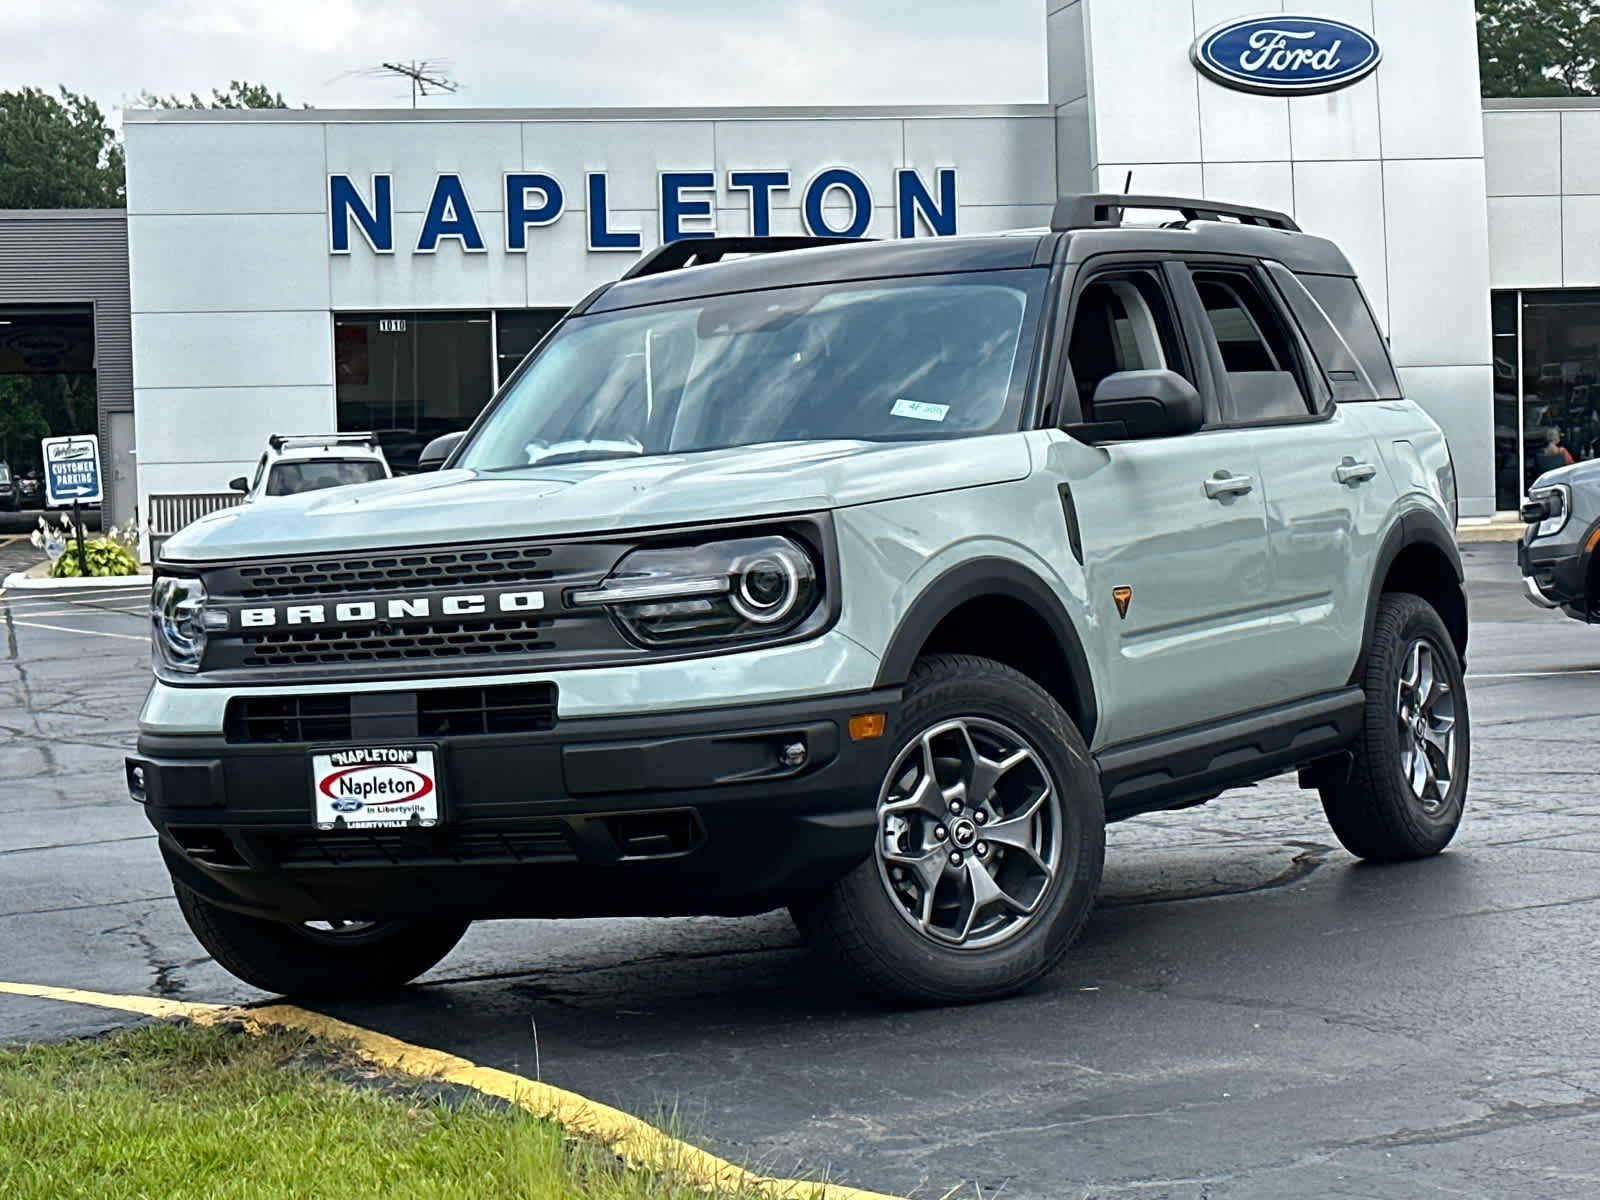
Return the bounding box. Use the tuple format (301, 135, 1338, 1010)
(794, 654, 1104, 1005)
(1320, 593, 1470, 861)
(175, 883, 470, 998)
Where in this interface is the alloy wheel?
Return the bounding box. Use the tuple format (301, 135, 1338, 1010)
(1396, 638, 1457, 814)
(874, 717, 1063, 950)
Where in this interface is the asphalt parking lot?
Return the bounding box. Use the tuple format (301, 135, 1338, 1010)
(3, 542, 1598, 1199)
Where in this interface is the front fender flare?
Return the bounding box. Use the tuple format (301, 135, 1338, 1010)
(873, 557, 1098, 739)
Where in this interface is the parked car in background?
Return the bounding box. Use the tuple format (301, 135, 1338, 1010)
(0, 464, 15, 511)
(1519, 458, 1600, 621)
(230, 433, 391, 503)
(16, 470, 42, 509)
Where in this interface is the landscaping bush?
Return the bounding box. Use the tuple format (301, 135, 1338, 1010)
(49, 537, 140, 578)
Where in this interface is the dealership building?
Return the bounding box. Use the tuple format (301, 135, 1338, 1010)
(1, 0, 1596, 527)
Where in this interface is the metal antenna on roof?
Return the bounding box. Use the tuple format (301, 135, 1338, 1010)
(356, 60, 459, 109)
(1124, 171, 1134, 195)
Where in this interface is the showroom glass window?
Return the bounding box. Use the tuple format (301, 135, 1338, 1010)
(335, 309, 566, 473)
(1491, 292, 1519, 512)
(1492, 290, 1600, 509)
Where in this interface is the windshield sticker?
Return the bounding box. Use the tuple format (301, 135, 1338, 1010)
(891, 399, 950, 423)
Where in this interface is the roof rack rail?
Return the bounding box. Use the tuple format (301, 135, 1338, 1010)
(267, 432, 379, 452)
(620, 235, 867, 280)
(1051, 193, 1300, 233)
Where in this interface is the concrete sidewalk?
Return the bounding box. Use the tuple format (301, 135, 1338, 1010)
(1456, 516, 1525, 544)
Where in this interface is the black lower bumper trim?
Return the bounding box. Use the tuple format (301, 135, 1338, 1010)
(1518, 541, 1588, 615)
(133, 689, 899, 922)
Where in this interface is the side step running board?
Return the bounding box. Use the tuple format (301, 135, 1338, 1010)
(1094, 688, 1365, 822)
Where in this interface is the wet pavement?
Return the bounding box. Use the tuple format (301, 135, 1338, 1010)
(2, 544, 1599, 1198)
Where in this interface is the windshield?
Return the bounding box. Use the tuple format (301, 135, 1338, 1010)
(457, 270, 1045, 471)
(265, 459, 386, 497)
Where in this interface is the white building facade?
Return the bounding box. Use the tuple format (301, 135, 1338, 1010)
(114, 0, 1582, 522)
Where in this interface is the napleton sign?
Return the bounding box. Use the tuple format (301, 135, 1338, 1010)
(328, 166, 963, 256)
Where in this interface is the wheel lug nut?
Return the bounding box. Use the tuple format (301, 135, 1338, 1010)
(935, 826, 948, 841)
(976, 842, 989, 856)
(950, 852, 963, 866)
(949, 801, 963, 814)
(975, 811, 987, 825)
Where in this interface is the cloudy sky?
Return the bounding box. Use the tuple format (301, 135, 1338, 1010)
(3, 0, 1048, 120)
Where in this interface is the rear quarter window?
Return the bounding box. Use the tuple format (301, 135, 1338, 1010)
(1296, 273, 1402, 401)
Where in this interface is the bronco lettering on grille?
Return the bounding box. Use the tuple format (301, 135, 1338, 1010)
(233, 589, 546, 629)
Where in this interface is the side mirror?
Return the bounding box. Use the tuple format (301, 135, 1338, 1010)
(228, 477, 249, 493)
(1070, 370, 1205, 443)
(417, 431, 467, 472)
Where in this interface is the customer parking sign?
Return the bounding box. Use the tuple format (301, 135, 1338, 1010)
(41, 434, 103, 507)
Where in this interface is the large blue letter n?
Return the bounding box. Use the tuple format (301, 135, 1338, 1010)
(330, 174, 393, 253)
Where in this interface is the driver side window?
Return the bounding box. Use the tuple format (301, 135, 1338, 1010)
(1066, 270, 1188, 420)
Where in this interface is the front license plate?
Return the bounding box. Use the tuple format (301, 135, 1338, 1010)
(312, 747, 440, 831)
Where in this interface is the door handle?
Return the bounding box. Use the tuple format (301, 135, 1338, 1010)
(1336, 460, 1378, 485)
(1204, 472, 1255, 500)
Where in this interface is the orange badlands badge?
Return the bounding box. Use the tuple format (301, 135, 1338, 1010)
(1113, 586, 1133, 619)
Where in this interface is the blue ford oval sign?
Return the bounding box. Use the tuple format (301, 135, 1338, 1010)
(1192, 15, 1382, 96)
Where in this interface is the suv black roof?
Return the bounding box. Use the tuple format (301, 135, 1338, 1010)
(581, 194, 1356, 315)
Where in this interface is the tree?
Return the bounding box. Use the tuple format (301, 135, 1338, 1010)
(0, 88, 123, 208)
(1478, 0, 1600, 96)
(137, 81, 300, 110)
(0, 377, 52, 468)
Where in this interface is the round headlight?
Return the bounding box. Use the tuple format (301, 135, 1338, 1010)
(572, 534, 820, 647)
(732, 551, 804, 624)
(152, 575, 209, 672)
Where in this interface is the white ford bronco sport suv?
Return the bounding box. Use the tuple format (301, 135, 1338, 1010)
(130, 195, 1469, 1005)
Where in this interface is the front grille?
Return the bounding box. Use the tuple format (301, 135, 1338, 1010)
(240, 618, 555, 668)
(236, 545, 556, 598)
(262, 826, 574, 866)
(224, 682, 558, 744)
(191, 536, 633, 681)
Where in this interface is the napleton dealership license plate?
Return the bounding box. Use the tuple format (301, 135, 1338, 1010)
(312, 747, 440, 830)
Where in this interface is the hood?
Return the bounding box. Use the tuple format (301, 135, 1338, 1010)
(1529, 456, 1600, 492)
(162, 436, 1031, 562)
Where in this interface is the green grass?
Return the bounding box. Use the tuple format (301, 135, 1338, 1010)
(0, 1022, 768, 1200)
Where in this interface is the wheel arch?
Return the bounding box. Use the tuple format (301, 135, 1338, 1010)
(873, 558, 1099, 743)
(1357, 513, 1468, 676)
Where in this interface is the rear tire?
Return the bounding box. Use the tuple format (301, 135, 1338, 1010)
(1320, 593, 1469, 862)
(794, 653, 1104, 1006)
(175, 883, 470, 998)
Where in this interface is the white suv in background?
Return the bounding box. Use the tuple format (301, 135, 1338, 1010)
(231, 433, 392, 503)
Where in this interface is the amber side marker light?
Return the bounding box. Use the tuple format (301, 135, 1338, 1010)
(1586, 526, 1600, 554)
(849, 713, 886, 741)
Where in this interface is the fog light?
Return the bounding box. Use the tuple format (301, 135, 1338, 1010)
(127, 763, 148, 804)
(780, 741, 808, 768)
(849, 713, 886, 741)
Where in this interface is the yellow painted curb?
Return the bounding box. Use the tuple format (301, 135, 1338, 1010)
(0, 980, 226, 1020)
(0, 982, 908, 1200)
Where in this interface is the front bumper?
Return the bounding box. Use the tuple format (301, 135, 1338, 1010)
(129, 689, 900, 923)
(1517, 535, 1589, 618)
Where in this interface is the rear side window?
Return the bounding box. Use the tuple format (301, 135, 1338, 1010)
(1297, 274, 1402, 400)
(1265, 263, 1376, 404)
